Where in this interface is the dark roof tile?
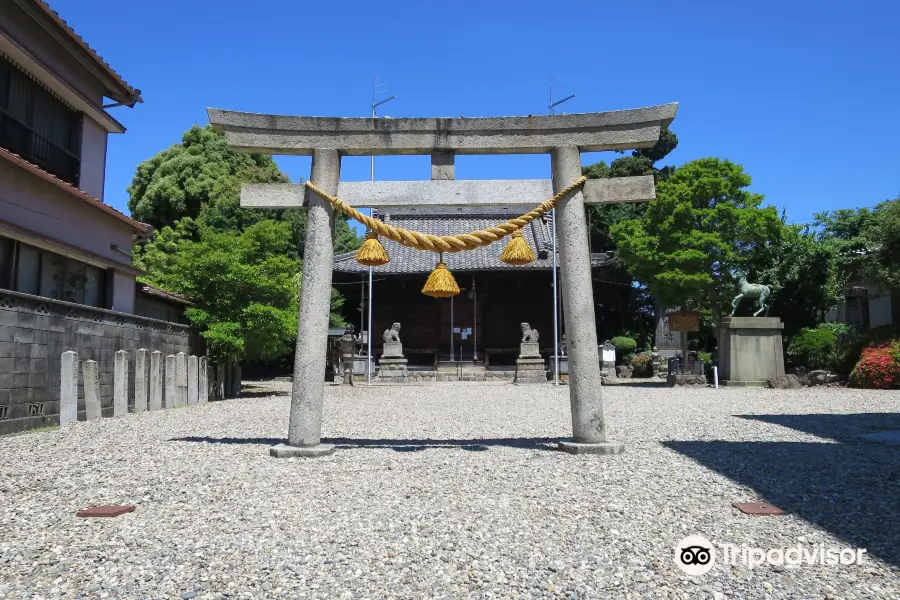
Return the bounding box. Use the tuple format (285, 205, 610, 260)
(334, 212, 613, 274)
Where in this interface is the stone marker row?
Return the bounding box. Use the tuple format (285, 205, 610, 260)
(59, 350, 209, 426)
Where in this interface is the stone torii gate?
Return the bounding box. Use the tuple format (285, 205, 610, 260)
(208, 103, 678, 457)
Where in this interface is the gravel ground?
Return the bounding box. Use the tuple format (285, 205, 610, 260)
(2, 382, 899, 600)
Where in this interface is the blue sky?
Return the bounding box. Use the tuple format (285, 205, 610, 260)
(55, 0, 900, 227)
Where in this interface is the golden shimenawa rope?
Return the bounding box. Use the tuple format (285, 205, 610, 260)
(304, 176, 588, 254)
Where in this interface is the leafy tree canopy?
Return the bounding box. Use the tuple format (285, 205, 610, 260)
(583, 126, 679, 252)
(128, 125, 287, 229)
(127, 124, 360, 254)
(870, 197, 900, 288)
(580, 127, 679, 338)
(610, 158, 781, 316)
(747, 221, 845, 335)
(135, 220, 298, 362)
(134, 220, 344, 362)
(815, 197, 900, 290)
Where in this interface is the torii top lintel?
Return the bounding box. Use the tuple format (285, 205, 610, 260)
(207, 103, 678, 156)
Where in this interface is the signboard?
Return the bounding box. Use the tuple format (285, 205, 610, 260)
(668, 311, 701, 332)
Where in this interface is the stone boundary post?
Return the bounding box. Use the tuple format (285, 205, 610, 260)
(165, 354, 176, 408)
(113, 350, 128, 417)
(60, 351, 78, 426)
(149, 350, 163, 411)
(176, 352, 187, 407)
(187, 355, 199, 405)
(82, 360, 101, 421)
(134, 349, 148, 412)
(216, 362, 225, 400)
(198, 356, 208, 404)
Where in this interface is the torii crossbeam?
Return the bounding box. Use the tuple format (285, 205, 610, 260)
(208, 103, 678, 457)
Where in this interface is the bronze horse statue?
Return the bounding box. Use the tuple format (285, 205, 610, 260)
(730, 273, 772, 317)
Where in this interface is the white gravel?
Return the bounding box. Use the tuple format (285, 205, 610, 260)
(2, 382, 899, 600)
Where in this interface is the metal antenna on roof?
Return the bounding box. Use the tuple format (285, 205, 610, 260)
(548, 75, 576, 385)
(367, 75, 397, 386)
(549, 75, 576, 116)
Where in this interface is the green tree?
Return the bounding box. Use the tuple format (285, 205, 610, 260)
(135, 220, 344, 362)
(869, 197, 900, 289)
(747, 221, 845, 335)
(127, 125, 288, 229)
(813, 196, 900, 289)
(127, 124, 360, 254)
(582, 127, 679, 338)
(610, 158, 781, 318)
(813, 206, 877, 283)
(135, 220, 298, 361)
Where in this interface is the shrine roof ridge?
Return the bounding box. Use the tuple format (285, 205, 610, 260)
(207, 103, 678, 156)
(332, 211, 616, 274)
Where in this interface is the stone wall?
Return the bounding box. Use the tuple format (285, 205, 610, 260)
(0, 289, 192, 435)
(396, 371, 516, 383)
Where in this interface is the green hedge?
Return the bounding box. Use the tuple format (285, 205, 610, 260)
(611, 336, 637, 364)
(787, 326, 840, 371)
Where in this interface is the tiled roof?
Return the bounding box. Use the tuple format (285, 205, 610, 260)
(0, 146, 150, 232)
(31, 0, 142, 105)
(138, 284, 192, 305)
(334, 211, 614, 274)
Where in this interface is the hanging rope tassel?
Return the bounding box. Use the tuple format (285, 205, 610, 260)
(356, 231, 390, 266)
(421, 257, 460, 298)
(499, 229, 535, 265)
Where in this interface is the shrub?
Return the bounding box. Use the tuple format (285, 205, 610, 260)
(848, 340, 900, 389)
(840, 324, 900, 376)
(787, 326, 840, 371)
(696, 351, 713, 365)
(611, 336, 637, 364)
(818, 322, 852, 338)
(696, 351, 715, 379)
(629, 354, 653, 377)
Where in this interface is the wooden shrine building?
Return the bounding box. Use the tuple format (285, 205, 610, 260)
(333, 207, 615, 368)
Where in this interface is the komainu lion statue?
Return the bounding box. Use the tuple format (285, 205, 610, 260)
(382, 322, 401, 342)
(520, 322, 539, 343)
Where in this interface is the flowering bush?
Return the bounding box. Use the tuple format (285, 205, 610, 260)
(848, 340, 900, 389)
(629, 354, 654, 378)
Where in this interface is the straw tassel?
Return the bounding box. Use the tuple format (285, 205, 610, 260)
(355, 231, 390, 266)
(421, 258, 460, 298)
(499, 229, 535, 265)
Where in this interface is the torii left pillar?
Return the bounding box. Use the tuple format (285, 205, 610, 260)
(269, 149, 340, 458)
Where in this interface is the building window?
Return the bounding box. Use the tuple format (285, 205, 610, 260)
(0, 234, 106, 307)
(0, 56, 82, 185)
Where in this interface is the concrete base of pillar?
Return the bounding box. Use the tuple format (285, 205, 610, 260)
(515, 358, 547, 383)
(557, 440, 625, 455)
(269, 443, 336, 458)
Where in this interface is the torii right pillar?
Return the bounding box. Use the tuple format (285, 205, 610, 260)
(552, 147, 624, 454)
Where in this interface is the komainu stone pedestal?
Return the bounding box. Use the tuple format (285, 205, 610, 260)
(515, 342, 546, 384)
(717, 317, 785, 387)
(377, 341, 409, 383)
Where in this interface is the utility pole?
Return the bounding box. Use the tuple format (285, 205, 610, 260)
(368, 75, 396, 386)
(548, 76, 576, 385)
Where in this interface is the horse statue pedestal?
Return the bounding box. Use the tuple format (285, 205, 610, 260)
(717, 317, 785, 387)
